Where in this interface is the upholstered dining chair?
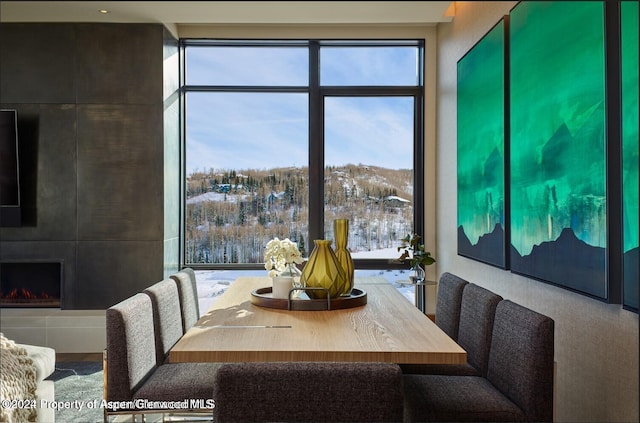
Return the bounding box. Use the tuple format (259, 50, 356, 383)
(434, 272, 469, 340)
(170, 268, 200, 333)
(403, 300, 555, 422)
(212, 361, 404, 422)
(104, 290, 218, 422)
(105, 293, 157, 422)
(402, 282, 502, 376)
(143, 278, 191, 364)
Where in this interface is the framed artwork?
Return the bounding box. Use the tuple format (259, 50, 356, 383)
(509, 2, 611, 300)
(621, 0, 639, 312)
(457, 17, 508, 268)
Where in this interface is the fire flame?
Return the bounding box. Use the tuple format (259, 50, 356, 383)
(0, 288, 52, 300)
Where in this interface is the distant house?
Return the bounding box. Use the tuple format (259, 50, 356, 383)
(384, 195, 411, 208)
(267, 191, 286, 204)
(215, 183, 244, 193)
(216, 184, 231, 193)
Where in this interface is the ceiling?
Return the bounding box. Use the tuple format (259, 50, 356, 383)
(0, 1, 455, 28)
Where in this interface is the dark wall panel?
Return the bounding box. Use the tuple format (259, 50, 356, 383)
(76, 24, 162, 105)
(75, 240, 163, 309)
(0, 24, 76, 104)
(77, 104, 163, 240)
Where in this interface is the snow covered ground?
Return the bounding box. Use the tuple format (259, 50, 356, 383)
(193, 246, 427, 313)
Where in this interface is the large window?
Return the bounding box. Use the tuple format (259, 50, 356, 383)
(181, 40, 424, 270)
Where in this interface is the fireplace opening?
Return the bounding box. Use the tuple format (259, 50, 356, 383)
(0, 261, 62, 308)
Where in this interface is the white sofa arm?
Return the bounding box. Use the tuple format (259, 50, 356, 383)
(17, 344, 56, 423)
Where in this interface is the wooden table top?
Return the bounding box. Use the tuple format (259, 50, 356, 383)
(169, 276, 466, 364)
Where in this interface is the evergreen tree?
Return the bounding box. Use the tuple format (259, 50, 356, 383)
(238, 202, 246, 225)
(298, 234, 306, 257)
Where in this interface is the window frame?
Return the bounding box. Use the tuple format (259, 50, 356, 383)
(179, 39, 425, 271)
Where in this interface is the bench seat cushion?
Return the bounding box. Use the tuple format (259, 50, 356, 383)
(399, 362, 480, 376)
(403, 374, 527, 422)
(133, 362, 221, 402)
(213, 362, 404, 422)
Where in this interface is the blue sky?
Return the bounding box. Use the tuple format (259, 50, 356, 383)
(185, 45, 419, 175)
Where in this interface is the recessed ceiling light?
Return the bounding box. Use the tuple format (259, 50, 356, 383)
(98, 9, 110, 14)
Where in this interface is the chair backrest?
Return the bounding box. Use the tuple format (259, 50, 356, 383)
(143, 278, 184, 365)
(105, 293, 157, 402)
(213, 362, 404, 422)
(170, 268, 200, 333)
(487, 300, 555, 423)
(435, 272, 469, 340)
(456, 283, 502, 376)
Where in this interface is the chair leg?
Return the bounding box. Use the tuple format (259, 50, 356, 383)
(103, 350, 109, 423)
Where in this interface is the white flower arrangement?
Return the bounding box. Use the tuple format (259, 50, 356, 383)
(264, 237, 304, 278)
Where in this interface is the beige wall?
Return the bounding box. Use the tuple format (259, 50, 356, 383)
(436, 2, 639, 422)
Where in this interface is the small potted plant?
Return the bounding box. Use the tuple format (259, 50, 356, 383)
(264, 237, 304, 298)
(264, 237, 304, 277)
(397, 233, 436, 283)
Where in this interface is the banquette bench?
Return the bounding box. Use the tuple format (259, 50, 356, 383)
(403, 273, 555, 422)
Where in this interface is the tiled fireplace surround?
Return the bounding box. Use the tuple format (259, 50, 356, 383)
(0, 260, 104, 352)
(0, 308, 105, 353)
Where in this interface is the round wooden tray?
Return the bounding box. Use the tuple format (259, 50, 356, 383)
(251, 287, 367, 311)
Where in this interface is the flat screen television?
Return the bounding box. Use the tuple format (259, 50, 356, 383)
(0, 109, 21, 226)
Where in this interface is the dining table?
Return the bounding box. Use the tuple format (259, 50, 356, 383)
(168, 276, 466, 364)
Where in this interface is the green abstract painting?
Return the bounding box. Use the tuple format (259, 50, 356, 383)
(622, 0, 639, 311)
(457, 19, 507, 268)
(510, 2, 607, 298)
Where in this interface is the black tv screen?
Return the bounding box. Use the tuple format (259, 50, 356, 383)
(0, 109, 20, 206)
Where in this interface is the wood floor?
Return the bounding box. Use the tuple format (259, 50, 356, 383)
(56, 352, 102, 362)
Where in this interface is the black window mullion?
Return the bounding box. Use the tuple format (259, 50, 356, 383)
(414, 94, 425, 241)
(184, 85, 308, 93)
(321, 86, 422, 96)
(179, 41, 187, 269)
(308, 41, 323, 243)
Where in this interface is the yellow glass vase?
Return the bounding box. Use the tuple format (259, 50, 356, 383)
(333, 219, 355, 296)
(301, 239, 347, 299)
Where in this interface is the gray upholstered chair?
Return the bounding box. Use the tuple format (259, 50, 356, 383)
(403, 300, 555, 422)
(143, 278, 185, 364)
(170, 268, 200, 333)
(143, 278, 194, 365)
(138, 279, 220, 400)
(104, 290, 218, 422)
(212, 361, 404, 422)
(104, 293, 160, 421)
(402, 282, 502, 376)
(434, 272, 469, 340)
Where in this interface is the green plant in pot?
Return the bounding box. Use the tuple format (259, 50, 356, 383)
(397, 233, 436, 283)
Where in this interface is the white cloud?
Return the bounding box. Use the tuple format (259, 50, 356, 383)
(325, 97, 413, 169)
